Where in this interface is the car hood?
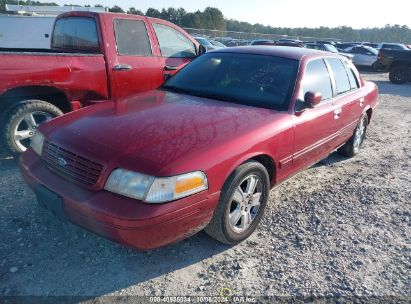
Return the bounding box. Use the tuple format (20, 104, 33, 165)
(43, 90, 286, 176)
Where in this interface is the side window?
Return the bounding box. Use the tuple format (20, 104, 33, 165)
(357, 47, 373, 55)
(303, 59, 333, 101)
(326, 58, 351, 95)
(152, 23, 196, 58)
(53, 17, 99, 51)
(114, 19, 152, 56)
(344, 62, 360, 90)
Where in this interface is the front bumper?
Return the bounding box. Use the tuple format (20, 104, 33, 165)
(19, 149, 220, 250)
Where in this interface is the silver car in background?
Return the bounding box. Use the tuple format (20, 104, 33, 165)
(343, 45, 379, 70)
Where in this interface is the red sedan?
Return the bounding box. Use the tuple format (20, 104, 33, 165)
(20, 47, 379, 250)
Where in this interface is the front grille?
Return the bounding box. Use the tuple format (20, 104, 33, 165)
(42, 141, 103, 187)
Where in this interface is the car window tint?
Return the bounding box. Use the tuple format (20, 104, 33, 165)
(303, 59, 333, 101)
(164, 53, 299, 111)
(343, 62, 359, 90)
(357, 47, 374, 55)
(53, 17, 99, 51)
(326, 58, 351, 95)
(152, 23, 196, 58)
(114, 19, 152, 56)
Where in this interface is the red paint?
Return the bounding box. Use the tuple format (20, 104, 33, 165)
(0, 12, 199, 110)
(19, 47, 379, 250)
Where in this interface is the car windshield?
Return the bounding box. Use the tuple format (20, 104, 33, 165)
(162, 52, 299, 111)
(195, 37, 213, 46)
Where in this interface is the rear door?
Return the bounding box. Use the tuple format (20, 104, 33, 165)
(149, 21, 198, 80)
(326, 58, 364, 148)
(325, 58, 363, 144)
(292, 58, 341, 171)
(110, 17, 163, 99)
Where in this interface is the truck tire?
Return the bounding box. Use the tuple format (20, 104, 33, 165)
(389, 66, 410, 84)
(205, 161, 270, 245)
(1, 100, 63, 154)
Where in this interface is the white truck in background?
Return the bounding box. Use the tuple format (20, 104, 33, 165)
(0, 15, 55, 49)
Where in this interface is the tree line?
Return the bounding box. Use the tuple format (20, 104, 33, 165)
(1, 1, 410, 43)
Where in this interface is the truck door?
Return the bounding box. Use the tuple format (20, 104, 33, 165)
(110, 18, 164, 99)
(149, 21, 198, 80)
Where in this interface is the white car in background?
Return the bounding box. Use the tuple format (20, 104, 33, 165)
(344, 45, 379, 70)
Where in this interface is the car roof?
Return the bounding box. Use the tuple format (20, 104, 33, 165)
(209, 46, 335, 61)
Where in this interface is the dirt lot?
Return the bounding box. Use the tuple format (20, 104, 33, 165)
(0, 72, 410, 301)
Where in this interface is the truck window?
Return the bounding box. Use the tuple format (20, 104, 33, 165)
(303, 59, 333, 101)
(152, 23, 196, 58)
(114, 19, 152, 56)
(326, 58, 351, 95)
(53, 17, 99, 52)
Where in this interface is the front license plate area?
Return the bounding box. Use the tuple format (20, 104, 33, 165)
(34, 185, 66, 220)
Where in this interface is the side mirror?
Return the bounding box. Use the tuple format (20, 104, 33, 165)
(304, 91, 322, 108)
(197, 44, 207, 56)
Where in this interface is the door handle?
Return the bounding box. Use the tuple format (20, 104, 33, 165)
(359, 97, 365, 107)
(334, 108, 342, 119)
(113, 64, 132, 71)
(164, 65, 178, 71)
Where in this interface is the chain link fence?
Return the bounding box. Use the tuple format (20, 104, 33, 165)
(183, 28, 341, 46)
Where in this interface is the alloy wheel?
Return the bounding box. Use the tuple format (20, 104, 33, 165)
(228, 174, 263, 233)
(13, 111, 53, 152)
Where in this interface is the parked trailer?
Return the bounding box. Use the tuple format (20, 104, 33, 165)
(0, 15, 55, 49)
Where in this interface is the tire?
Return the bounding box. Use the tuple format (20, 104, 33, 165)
(205, 161, 270, 245)
(338, 114, 368, 158)
(389, 66, 410, 84)
(1, 100, 63, 154)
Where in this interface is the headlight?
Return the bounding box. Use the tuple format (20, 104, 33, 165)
(104, 169, 208, 203)
(30, 131, 45, 156)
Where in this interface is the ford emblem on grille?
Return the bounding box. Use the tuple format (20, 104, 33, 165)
(57, 157, 67, 166)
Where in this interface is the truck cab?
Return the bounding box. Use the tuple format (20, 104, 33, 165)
(0, 12, 203, 153)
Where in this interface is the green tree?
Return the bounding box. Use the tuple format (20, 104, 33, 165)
(128, 7, 143, 15)
(145, 8, 161, 18)
(109, 5, 124, 13)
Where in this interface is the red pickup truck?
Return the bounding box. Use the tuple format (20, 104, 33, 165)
(20, 47, 379, 250)
(0, 11, 202, 153)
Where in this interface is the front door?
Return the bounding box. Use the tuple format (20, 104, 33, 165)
(149, 21, 198, 81)
(110, 18, 164, 99)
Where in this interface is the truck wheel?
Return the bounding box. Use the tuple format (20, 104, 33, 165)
(205, 161, 270, 245)
(389, 66, 410, 84)
(1, 100, 63, 154)
(338, 114, 368, 158)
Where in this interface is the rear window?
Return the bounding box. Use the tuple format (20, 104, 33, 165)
(114, 19, 152, 56)
(53, 17, 99, 52)
(382, 44, 407, 50)
(326, 58, 351, 95)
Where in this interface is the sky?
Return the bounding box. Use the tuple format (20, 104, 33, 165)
(49, 0, 410, 29)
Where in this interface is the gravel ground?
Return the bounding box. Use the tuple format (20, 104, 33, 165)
(0, 72, 410, 302)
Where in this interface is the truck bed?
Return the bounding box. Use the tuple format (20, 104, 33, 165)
(0, 52, 109, 104)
